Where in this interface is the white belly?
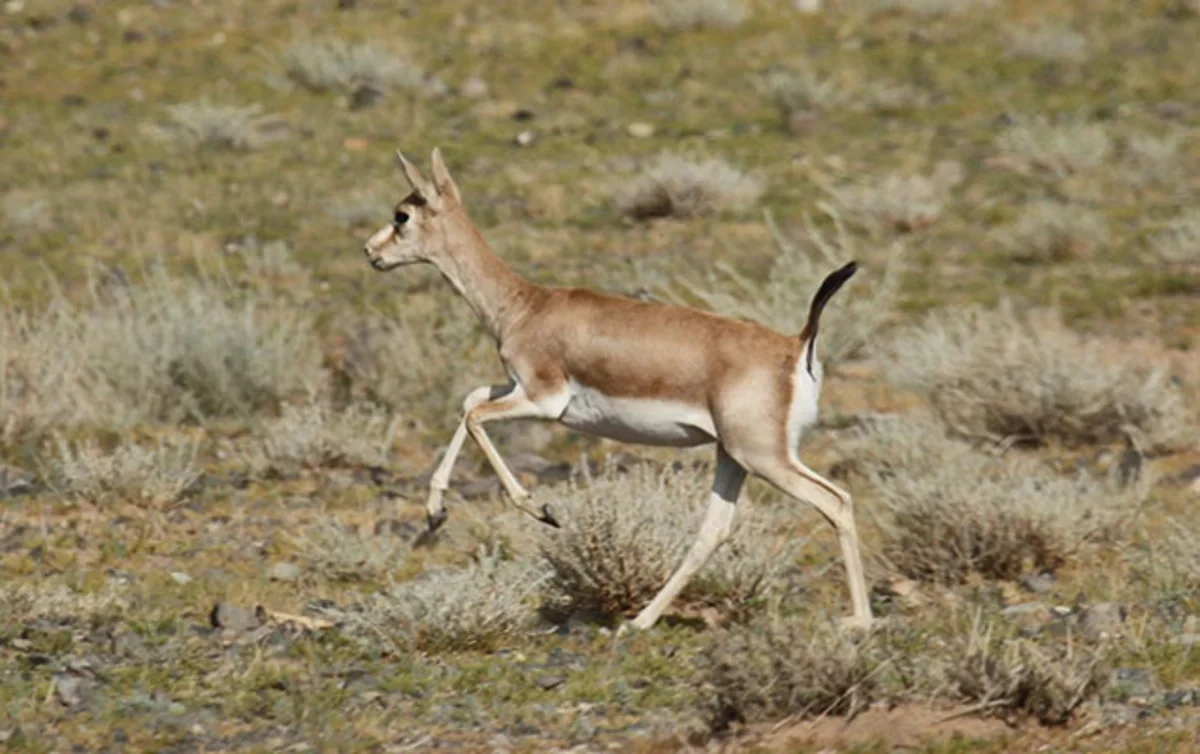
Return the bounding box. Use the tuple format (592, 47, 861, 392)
(559, 381, 716, 447)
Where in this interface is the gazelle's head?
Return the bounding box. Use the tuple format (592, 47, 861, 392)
(363, 147, 464, 271)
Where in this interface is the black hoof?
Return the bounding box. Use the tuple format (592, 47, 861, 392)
(538, 504, 560, 529)
(427, 508, 448, 533)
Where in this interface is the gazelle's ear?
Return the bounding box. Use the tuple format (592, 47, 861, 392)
(395, 149, 435, 199)
(429, 147, 462, 204)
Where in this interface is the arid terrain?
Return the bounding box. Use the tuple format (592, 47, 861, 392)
(1, 0, 1198, 752)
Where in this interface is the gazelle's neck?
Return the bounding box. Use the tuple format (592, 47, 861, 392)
(433, 210, 537, 341)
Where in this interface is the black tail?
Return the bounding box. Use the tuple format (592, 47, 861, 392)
(799, 261, 858, 378)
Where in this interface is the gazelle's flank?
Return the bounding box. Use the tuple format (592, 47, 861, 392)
(363, 148, 873, 630)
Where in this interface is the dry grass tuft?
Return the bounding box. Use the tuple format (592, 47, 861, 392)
(2, 190, 53, 236)
(44, 436, 201, 508)
(147, 100, 286, 151)
(354, 546, 549, 652)
(1125, 132, 1186, 186)
(654, 0, 749, 30)
(703, 614, 881, 731)
(537, 460, 803, 619)
(280, 38, 443, 96)
(614, 152, 763, 220)
(825, 172, 948, 235)
(288, 516, 409, 582)
(241, 401, 399, 474)
(672, 208, 902, 363)
(0, 582, 132, 623)
(944, 620, 1108, 724)
(865, 0, 996, 15)
(1133, 518, 1200, 597)
(1007, 23, 1089, 63)
(1153, 210, 1200, 264)
(997, 201, 1107, 262)
(763, 69, 928, 129)
(886, 303, 1194, 449)
(851, 415, 1148, 584)
(995, 116, 1112, 179)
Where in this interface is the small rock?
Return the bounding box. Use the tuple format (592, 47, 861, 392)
(268, 562, 302, 582)
(54, 674, 87, 707)
(626, 122, 654, 139)
(1020, 571, 1056, 594)
(1001, 602, 1054, 633)
(9, 638, 32, 651)
(514, 130, 536, 147)
(67, 5, 91, 24)
(1078, 602, 1127, 640)
(460, 77, 488, 99)
(170, 571, 193, 585)
(0, 464, 34, 498)
(1109, 667, 1159, 702)
(343, 136, 369, 151)
(209, 602, 262, 632)
(794, 0, 822, 12)
(536, 674, 565, 690)
(349, 84, 382, 111)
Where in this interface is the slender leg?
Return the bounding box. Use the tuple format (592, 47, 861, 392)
(424, 385, 511, 530)
(754, 458, 873, 628)
(464, 389, 562, 527)
(628, 446, 747, 631)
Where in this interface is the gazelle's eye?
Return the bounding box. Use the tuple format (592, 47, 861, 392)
(393, 210, 410, 227)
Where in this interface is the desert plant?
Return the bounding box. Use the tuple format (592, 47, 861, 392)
(670, 208, 902, 363)
(997, 201, 1107, 262)
(537, 460, 804, 619)
(825, 172, 947, 234)
(943, 620, 1108, 724)
(45, 436, 201, 508)
(242, 401, 400, 473)
(866, 0, 996, 15)
(2, 190, 52, 235)
(1153, 209, 1200, 263)
(887, 303, 1194, 449)
(288, 516, 409, 582)
(614, 152, 763, 220)
(763, 67, 848, 118)
(704, 613, 881, 731)
(355, 546, 549, 652)
(995, 116, 1112, 179)
(1008, 23, 1089, 63)
(280, 38, 442, 96)
(1125, 132, 1185, 186)
(654, 0, 749, 30)
(147, 100, 285, 150)
(0, 581, 132, 622)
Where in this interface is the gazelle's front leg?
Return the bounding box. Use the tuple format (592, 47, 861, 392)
(424, 385, 509, 531)
(464, 386, 565, 528)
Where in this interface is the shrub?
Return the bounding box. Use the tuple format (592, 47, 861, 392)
(280, 39, 442, 96)
(995, 116, 1112, 179)
(866, 0, 996, 15)
(1153, 209, 1200, 264)
(943, 621, 1108, 724)
(1125, 132, 1185, 186)
(1, 303, 85, 445)
(825, 172, 947, 234)
(537, 460, 804, 619)
(653, 0, 749, 30)
(1, 190, 52, 235)
(147, 100, 285, 151)
(335, 306, 496, 433)
(997, 201, 1107, 262)
(1133, 518, 1200, 596)
(0, 582, 132, 623)
(852, 415, 1149, 584)
(704, 614, 881, 731)
(763, 67, 848, 118)
(1008, 23, 1089, 63)
(242, 401, 399, 473)
(45, 436, 201, 508)
(886, 303, 1194, 449)
(288, 516, 409, 582)
(614, 152, 763, 220)
(355, 546, 549, 652)
(670, 208, 902, 363)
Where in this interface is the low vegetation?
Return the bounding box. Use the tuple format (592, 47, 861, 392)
(241, 401, 400, 473)
(653, 0, 749, 30)
(614, 153, 763, 220)
(43, 436, 201, 509)
(288, 516, 410, 583)
(886, 304, 1194, 449)
(994, 116, 1113, 179)
(1007, 23, 1089, 63)
(997, 200, 1107, 262)
(279, 38, 442, 97)
(146, 100, 286, 151)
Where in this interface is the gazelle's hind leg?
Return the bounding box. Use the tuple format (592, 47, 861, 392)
(628, 446, 747, 631)
(750, 457, 872, 628)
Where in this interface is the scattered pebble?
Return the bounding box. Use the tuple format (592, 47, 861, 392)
(460, 77, 488, 99)
(1077, 602, 1126, 640)
(794, 0, 823, 13)
(54, 674, 87, 707)
(626, 122, 654, 139)
(514, 130, 536, 147)
(210, 601, 262, 632)
(169, 571, 193, 585)
(343, 137, 369, 151)
(0, 464, 34, 498)
(535, 674, 565, 690)
(268, 562, 303, 582)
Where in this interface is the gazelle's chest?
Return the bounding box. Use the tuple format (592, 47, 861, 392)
(558, 379, 716, 447)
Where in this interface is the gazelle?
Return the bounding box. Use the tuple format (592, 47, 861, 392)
(363, 148, 872, 631)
